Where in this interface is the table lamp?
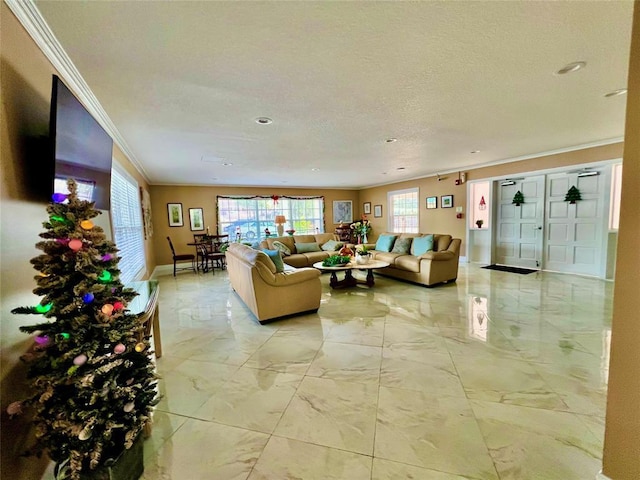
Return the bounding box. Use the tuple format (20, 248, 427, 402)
(275, 215, 286, 236)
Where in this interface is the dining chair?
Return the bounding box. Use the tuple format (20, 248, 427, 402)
(167, 236, 196, 276)
(197, 243, 226, 274)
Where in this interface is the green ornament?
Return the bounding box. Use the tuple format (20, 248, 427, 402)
(50, 215, 66, 223)
(98, 270, 112, 283)
(60, 332, 70, 340)
(34, 302, 53, 314)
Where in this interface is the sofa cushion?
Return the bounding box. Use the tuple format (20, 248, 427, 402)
(395, 254, 421, 273)
(296, 242, 322, 253)
(374, 251, 404, 264)
(266, 236, 296, 253)
(375, 234, 397, 252)
(262, 249, 285, 272)
(314, 233, 337, 245)
(411, 235, 434, 256)
(391, 237, 413, 254)
(433, 234, 453, 252)
(272, 240, 291, 257)
(321, 239, 343, 251)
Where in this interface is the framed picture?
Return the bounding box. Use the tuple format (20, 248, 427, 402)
(139, 187, 154, 239)
(189, 208, 204, 231)
(426, 196, 437, 209)
(167, 203, 184, 227)
(374, 204, 383, 218)
(441, 195, 454, 208)
(363, 202, 371, 215)
(333, 200, 353, 224)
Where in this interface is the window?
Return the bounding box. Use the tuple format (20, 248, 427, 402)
(110, 166, 145, 284)
(388, 188, 419, 233)
(217, 196, 324, 241)
(609, 163, 623, 230)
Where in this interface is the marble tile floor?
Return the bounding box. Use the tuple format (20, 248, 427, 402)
(141, 263, 612, 480)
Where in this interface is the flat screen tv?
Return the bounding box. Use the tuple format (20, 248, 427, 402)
(50, 75, 113, 210)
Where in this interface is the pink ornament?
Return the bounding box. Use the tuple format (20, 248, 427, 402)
(6, 401, 22, 416)
(123, 402, 135, 413)
(68, 239, 83, 251)
(73, 354, 88, 366)
(113, 301, 124, 311)
(114, 343, 126, 354)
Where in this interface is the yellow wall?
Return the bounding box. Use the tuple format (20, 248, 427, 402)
(602, 2, 640, 478)
(0, 5, 152, 478)
(150, 185, 359, 266)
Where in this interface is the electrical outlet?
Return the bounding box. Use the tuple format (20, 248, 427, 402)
(455, 207, 463, 213)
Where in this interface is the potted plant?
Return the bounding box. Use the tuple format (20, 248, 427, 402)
(355, 245, 371, 264)
(476, 219, 484, 229)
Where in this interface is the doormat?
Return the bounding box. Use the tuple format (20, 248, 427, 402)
(482, 264, 537, 275)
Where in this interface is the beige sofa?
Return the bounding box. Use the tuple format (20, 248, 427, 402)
(259, 233, 343, 268)
(368, 233, 461, 287)
(225, 243, 322, 323)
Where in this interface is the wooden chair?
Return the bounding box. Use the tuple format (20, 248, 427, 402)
(167, 236, 196, 276)
(197, 243, 226, 273)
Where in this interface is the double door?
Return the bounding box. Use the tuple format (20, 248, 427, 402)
(494, 171, 606, 276)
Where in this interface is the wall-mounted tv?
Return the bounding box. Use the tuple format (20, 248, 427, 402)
(50, 75, 113, 210)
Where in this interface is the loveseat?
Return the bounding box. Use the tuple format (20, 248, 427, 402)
(225, 243, 322, 323)
(366, 233, 461, 287)
(259, 233, 345, 268)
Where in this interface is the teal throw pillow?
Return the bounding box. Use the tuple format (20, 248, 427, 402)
(411, 235, 434, 256)
(321, 239, 344, 252)
(375, 235, 397, 252)
(272, 240, 291, 257)
(391, 237, 413, 254)
(295, 242, 322, 253)
(262, 249, 285, 273)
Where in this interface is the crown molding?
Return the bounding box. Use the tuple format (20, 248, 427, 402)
(5, 0, 150, 183)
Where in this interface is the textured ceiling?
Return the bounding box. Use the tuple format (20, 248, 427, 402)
(34, 1, 634, 189)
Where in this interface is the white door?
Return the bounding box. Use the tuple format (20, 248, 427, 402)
(495, 176, 545, 269)
(544, 171, 605, 276)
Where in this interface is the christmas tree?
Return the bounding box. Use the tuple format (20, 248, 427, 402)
(7, 179, 158, 479)
(564, 186, 582, 204)
(512, 190, 525, 206)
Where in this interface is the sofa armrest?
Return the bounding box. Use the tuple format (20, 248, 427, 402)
(420, 250, 455, 261)
(260, 268, 321, 286)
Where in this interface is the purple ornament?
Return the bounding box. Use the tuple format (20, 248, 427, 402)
(52, 193, 68, 203)
(34, 335, 50, 345)
(101, 253, 113, 261)
(82, 293, 95, 304)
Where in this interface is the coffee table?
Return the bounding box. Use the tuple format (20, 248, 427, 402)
(313, 260, 390, 289)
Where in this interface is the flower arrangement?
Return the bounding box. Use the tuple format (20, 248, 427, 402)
(350, 217, 371, 237)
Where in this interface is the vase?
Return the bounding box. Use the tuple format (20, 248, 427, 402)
(355, 254, 369, 265)
(362, 233, 368, 244)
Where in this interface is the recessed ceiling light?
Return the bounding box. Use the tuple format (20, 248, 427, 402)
(255, 117, 273, 125)
(604, 89, 627, 98)
(397, 167, 406, 171)
(311, 168, 320, 172)
(385, 138, 397, 143)
(222, 162, 233, 166)
(470, 150, 480, 154)
(556, 61, 586, 75)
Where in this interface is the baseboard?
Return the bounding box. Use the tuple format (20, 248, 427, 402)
(596, 470, 612, 480)
(459, 256, 468, 263)
(151, 264, 175, 278)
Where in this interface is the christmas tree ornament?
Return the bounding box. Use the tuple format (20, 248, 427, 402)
(50, 215, 66, 223)
(67, 365, 79, 375)
(134, 343, 146, 353)
(59, 332, 71, 340)
(82, 293, 95, 304)
(55, 238, 69, 245)
(34, 335, 50, 345)
(51, 193, 68, 203)
(98, 270, 112, 283)
(113, 301, 124, 311)
(6, 401, 22, 416)
(80, 220, 94, 230)
(564, 186, 582, 204)
(114, 343, 126, 354)
(73, 354, 88, 366)
(101, 304, 114, 315)
(34, 303, 53, 314)
(123, 402, 135, 413)
(101, 253, 113, 261)
(78, 427, 92, 441)
(68, 239, 83, 251)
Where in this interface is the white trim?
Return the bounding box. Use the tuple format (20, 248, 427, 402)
(5, 0, 150, 184)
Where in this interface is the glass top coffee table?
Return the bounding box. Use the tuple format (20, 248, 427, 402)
(313, 260, 390, 289)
